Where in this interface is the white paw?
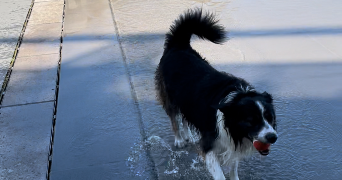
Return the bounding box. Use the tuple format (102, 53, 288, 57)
(229, 176, 239, 180)
(229, 170, 239, 180)
(174, 136, 186, 148)
(182, 131, 190, 142)
(187, 133, 197, 144)
(212, 171, 226, 180)
(183, 126, 196, 144)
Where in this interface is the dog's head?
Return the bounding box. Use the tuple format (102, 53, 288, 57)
(214, 90, 277, 155)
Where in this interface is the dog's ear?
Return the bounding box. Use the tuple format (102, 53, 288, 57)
(211, 100, 227, 109)
(212, 91, 238, 109)
(262, 91, 273, 103)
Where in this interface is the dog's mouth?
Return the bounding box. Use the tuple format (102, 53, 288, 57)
(253, 140, 270, 156)
(258, 149, 270, 156)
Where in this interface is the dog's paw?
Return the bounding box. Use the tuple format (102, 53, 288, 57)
(182, 133, 190, 143)
(183, 134, 195, 144)
(185, 131, 198, 144)
(183, 126, 197, 144)
(174, 136, 186, 148)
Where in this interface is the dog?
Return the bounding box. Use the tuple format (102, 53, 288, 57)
(155, 9, 278, 180)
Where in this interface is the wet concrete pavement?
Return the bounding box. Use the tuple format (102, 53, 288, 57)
(1, 0, 342, 179)
(110, 0, 342, 179)
(0, 0, 63, 179)
(49, 0, 154, 178)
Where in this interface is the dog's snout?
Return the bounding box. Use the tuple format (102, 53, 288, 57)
(265, 133, 277, 144)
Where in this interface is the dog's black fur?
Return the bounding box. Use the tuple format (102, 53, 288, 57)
(155, 9, 277, 155)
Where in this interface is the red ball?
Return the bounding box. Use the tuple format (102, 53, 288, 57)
(253, 140, 270, 151)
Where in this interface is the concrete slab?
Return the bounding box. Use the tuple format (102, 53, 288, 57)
(29, 1, 64, 25)
(0, 0, 32, 60)
(65, 0, 112, 18)
(0, 0, 32, 86)
(0, 102, 53, 180)
(2, 53, 58, 107)
(63, 0, 114, 37)
(50, 38, 150, 179)
(0, 58, 10, 86)
(49, 0, 153, 179)
(0, 44, 13, 62)
(18, 22, 61, 57)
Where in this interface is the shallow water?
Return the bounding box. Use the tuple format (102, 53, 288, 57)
(116, 0, 342, 179)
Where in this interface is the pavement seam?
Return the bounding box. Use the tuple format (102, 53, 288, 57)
(107, 0, 158, 178)
(46, 0, 65, 179)
(0, 0, 35, 106)
(0, 100, 54, 108)
(107, 0, 146, 141)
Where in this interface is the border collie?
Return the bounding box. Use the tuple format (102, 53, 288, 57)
(155, 9, 278, 180)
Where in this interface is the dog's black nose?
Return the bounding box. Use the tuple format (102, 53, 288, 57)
(265, 133, 278, 144)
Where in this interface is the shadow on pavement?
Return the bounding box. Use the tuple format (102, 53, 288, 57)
(3, 29, 342, 179)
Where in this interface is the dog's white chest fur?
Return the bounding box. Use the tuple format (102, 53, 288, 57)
(205, 110, 255, 180)
(214, 110, 255, 164)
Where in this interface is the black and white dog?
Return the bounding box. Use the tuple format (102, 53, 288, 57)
(155, 9, 278, 180)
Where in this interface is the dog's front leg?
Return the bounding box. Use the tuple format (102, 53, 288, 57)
(205, 151, 225, 180)
(229, 161, 239, 180)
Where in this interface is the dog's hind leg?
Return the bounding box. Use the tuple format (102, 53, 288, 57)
(162, 96, 185, 148)
(182, 117, 195, 144)
(169, 112, 186, 148)
(155, 69, 185, 148)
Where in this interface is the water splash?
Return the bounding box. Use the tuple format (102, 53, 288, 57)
(127, 135, 212, 179)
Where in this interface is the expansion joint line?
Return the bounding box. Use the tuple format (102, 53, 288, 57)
(46, 0, 65, 179)
(0, 100, 54, 108)
(107, 0, 147, 140)
(107, 0, 158, 178)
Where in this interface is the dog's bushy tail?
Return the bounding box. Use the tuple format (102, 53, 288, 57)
(165, 8, 226, 49)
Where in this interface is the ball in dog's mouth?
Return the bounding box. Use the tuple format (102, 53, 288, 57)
(253, 140, 270, 156)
